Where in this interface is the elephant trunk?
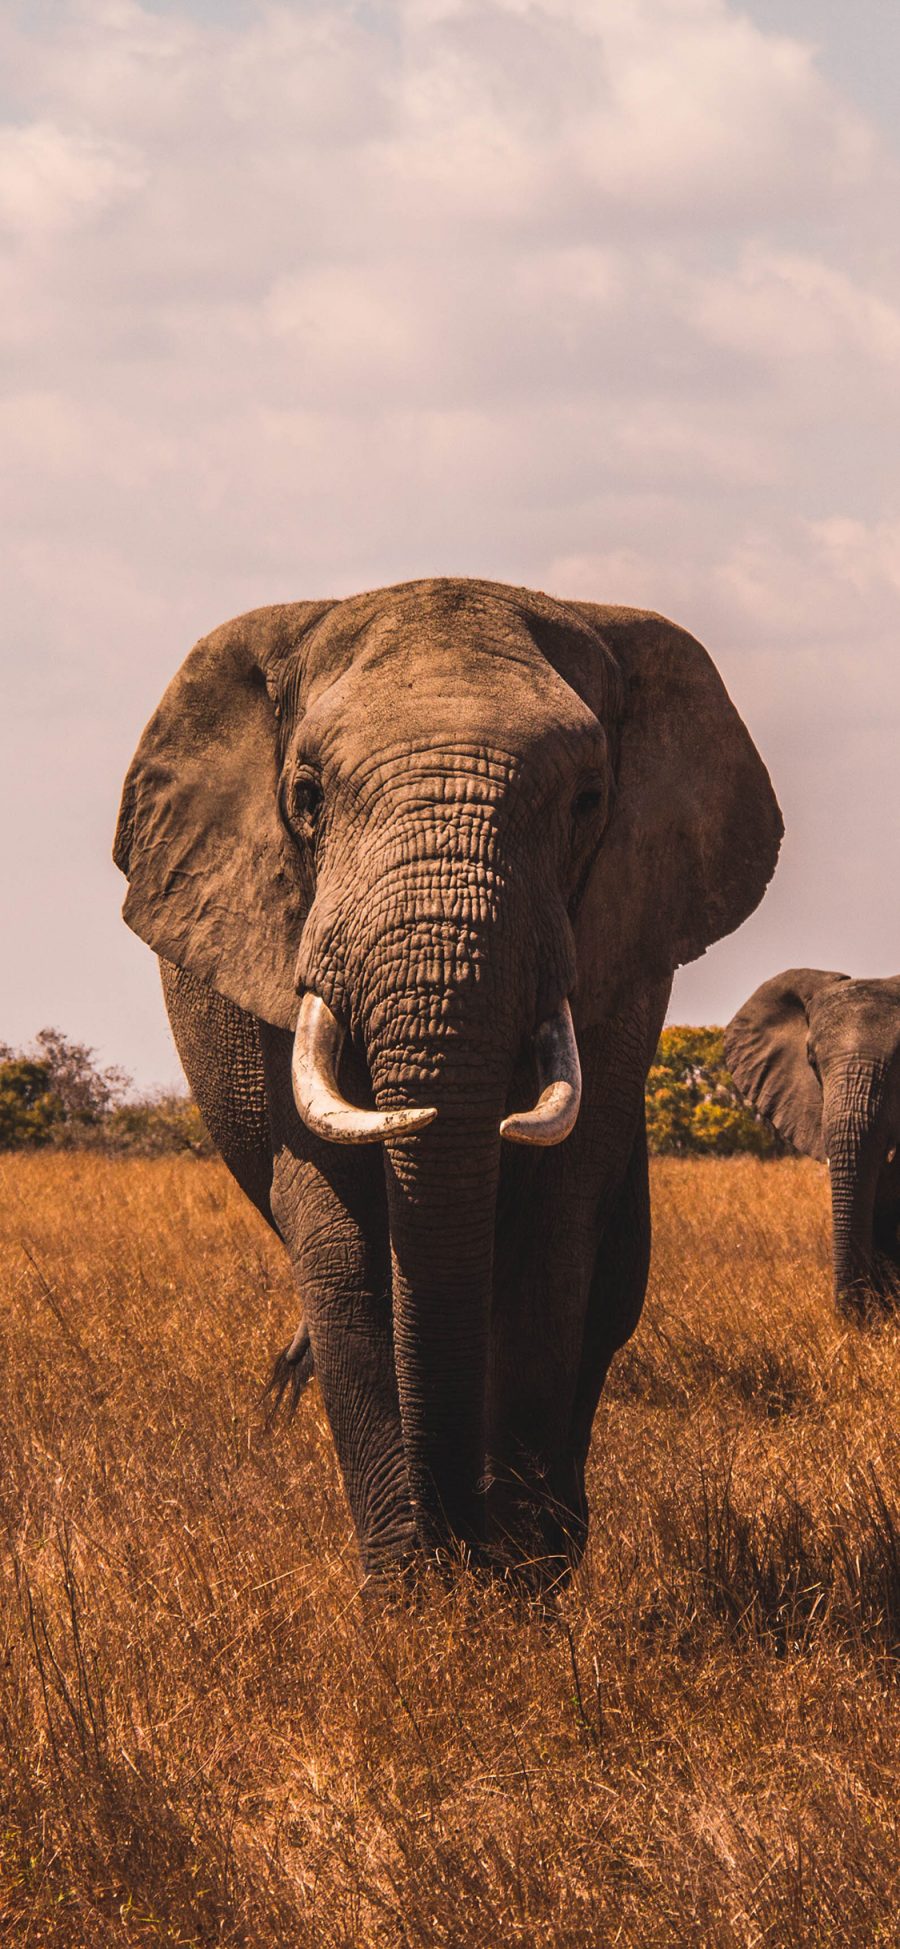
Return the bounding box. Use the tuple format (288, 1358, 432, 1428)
(823, 1059, 889, 1310)
(372, 860, 571, 1545)
(381, 1089, 504, 1554)
(360, 877, 530, 1553)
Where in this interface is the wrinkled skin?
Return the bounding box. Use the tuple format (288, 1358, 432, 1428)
(116, 579, 781, 1586)
(725, 970, 900, 1314)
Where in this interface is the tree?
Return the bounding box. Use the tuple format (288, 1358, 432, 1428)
(646, 1027, 776, 1157)
(0, 1030, 130, 1150)
(0, 1028, 215, 1155)
(32, 1028, 129, 1127)
(0, 1059, 58, 1149)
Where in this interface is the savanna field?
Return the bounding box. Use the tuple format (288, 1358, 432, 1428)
(1, 1154, 897, 1947)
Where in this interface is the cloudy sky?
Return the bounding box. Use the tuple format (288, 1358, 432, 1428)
(3, 0, 898, 1087)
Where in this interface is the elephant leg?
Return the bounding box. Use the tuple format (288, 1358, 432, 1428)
(269, 1141, 417, 1573)
(568, 1108, 651, 1478)
(489, 1123, 651, 1585)
(262, 1031, 415, 1575)
(488, 1145, 595, 1584)
(486, 1106, 610, 1575)
(872, 1186, 900, 1305)
(488, 1008, 659, 1590)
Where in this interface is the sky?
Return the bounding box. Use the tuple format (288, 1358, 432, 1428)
(2, 0, 898, 1089)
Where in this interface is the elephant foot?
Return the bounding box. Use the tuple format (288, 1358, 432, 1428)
(357, 1557, 426, 1616)
(836, 1274, 899, 1323)
(486, 1467, 588, 1599)
(358, 1539, 485, 1620)
(873, 1253, 900, 1313)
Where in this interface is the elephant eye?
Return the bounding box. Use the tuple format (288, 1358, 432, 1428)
(572, 782, 606, 826)
(287, 770, 324, 844)
(807, 1044, 820, 1080)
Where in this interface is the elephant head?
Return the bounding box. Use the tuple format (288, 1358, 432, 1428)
(116, 579, 781, 1554)
(725, 970, 900, 1312)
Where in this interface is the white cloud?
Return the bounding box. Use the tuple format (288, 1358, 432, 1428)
(0, 120, 145, 235)
(708, 515, 900, 663)
(688, 246, 900, 372)
(809, 515, 900, 599)
(1, 0, 899, 1078)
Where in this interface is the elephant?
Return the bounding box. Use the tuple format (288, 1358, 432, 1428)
(725, 971, 900, 1314)
(115, 577, 781, 1586)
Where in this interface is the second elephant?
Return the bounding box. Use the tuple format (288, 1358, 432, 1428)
(725, 969, 900, 1311)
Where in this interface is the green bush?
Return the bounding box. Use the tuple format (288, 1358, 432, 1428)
(101, 1094, 215, 1157)
(646, 1027, 776, 1157)
(0, 1032, 212, 1156)
(0, 1059, 59, 1150)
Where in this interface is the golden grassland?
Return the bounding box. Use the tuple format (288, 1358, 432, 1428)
(0, 1152, 897, 1947)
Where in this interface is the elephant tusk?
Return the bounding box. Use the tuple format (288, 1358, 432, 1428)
(500, 998, 582, 1147)
(292, 992, 437, 1145)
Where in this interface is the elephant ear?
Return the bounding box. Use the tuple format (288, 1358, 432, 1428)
(569, 606, 783, 1012)
(723, 969, 850, 1159)
(114, 601, 333, 1029)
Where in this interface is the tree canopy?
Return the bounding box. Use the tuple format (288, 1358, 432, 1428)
(645, 1027, 776, 1157)
(0, 1059, 59, 1150)
(0, 1031, 211, 1155)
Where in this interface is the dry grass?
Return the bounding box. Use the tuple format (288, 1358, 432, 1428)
(0, 1152, 897, 1947)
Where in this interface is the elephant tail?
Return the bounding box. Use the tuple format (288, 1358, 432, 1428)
(265, 1322, 314, 1420)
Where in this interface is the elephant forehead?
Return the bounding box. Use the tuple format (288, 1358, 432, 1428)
(812, 982, 900, 1060)
(299, 582, 613, 717)
(300, 645, 604, 768)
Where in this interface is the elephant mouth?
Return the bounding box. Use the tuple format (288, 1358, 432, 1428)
(291, 990, 582, 1148)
